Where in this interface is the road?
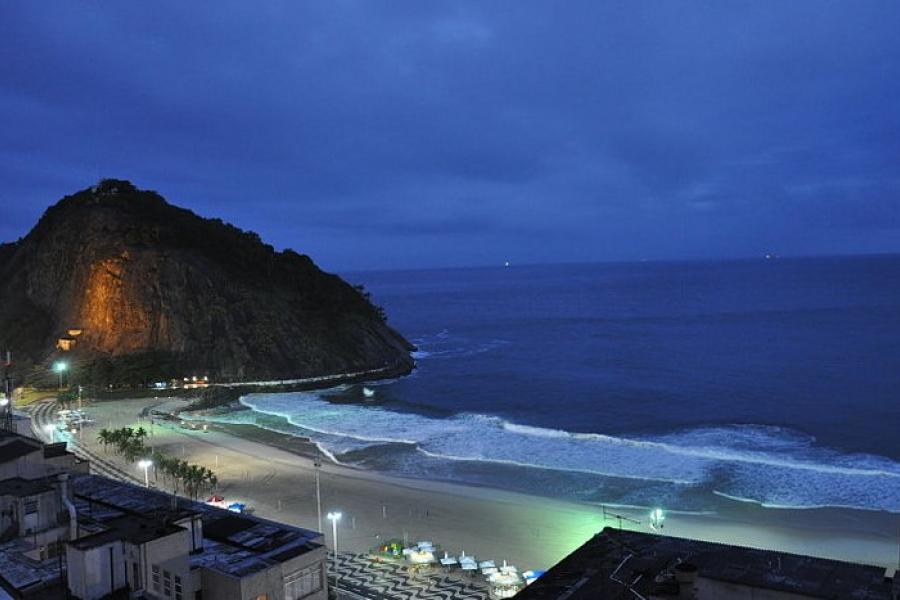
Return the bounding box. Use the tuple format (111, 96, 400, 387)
(26, 399, 141, 484)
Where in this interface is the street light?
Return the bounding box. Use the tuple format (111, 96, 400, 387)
(327, 511, 342, 594)
(138, 459, 153, 488)
(53, 361, 68, 389)
(314, 450, 323, 534)
(0, 396, 9, 431)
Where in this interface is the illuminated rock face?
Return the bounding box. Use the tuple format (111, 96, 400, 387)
(80, 255, 152, 353)
(0, 180, 414, 384)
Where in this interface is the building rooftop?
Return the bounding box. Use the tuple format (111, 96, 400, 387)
(0, 476, 54, 498)
(515, 528, 897, 600)
(0, 437, 41, 464)
(70, 474, 323, 577)
(42, 443, 72, 459)
(69, 514, 185, 550)
(71, 472, 201, 523)
(0, 538, 61, 597)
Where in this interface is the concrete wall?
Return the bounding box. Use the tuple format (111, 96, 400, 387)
(200, 569, 243, 600)
(0, 488, 63, 539)
(0, 449, 41, 480)
(174, 513, 203, 554)
(140, 528, 192, 599)
(281, 547, 328, 600)
(66, 540, 127, 600)
(199, 547, 328, 600)
(201, 565, 287, 600)
(0, 446, 73, 480)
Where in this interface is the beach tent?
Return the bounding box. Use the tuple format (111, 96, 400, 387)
(522, 570, 546, 585)
(459, 552, 478, 572)
(439, 551, 458, 567)
(488, 568, 524, 599)
(407, 549, 435, 564)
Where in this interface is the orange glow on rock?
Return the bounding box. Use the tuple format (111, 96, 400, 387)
(79, 256, 152, 354)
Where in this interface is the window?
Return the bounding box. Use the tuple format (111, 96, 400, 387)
(175, 574, 183, 600)
(164, 570, 172, 597)
(284, 564, 323, 600)
(23, 498, 38, 514)
(152, 565, 161, 592)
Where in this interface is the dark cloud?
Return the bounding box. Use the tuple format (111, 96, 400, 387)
(1, 1, 899, 270)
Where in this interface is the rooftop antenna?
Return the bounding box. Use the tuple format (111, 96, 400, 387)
(602, 505, 641, 530)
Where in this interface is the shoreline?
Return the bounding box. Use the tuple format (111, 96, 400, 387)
(72, 397, 900, 573)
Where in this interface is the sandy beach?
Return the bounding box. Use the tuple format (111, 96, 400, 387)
(60, 396, 900, 573)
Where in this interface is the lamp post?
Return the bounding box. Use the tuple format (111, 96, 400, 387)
(138, 459, 153, 488)
(53, 361, 67, 390)
(0, 396, 9, 431)
(314, 450, 323, 534)
(327, 512, 342, 594)
(1, 373, 11, 430)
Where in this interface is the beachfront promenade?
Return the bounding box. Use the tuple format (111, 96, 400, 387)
(330, 554, 490, 600)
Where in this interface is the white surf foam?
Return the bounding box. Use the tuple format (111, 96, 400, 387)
(231, 392, 900, 512)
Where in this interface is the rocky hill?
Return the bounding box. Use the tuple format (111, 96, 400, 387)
(0, 180, 414, 386)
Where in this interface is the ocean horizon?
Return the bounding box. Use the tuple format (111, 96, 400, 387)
(206, 255, 900, 514)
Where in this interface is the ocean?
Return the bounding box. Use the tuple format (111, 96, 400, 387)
(207, 256, 900, 514)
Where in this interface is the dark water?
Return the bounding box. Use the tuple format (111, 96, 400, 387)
(211, 257, 900, 513)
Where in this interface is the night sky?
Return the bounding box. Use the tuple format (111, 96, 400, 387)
(2, 2, 899, 271)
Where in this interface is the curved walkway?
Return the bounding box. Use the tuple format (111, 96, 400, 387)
(26, 399, 141, 484)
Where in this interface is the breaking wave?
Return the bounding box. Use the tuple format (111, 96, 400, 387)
(228, 391, 900, 513)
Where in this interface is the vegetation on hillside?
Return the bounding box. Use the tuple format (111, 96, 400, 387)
(0, 179, 412, 387)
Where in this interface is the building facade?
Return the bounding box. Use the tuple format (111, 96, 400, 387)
(0, 428, 327, 600)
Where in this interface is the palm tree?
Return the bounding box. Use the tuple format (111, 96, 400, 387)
(123, 438, 144, 462)
(172, 460, 189, 495)
(98, 429, 113, 452)
(204, 469, 218, 498)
